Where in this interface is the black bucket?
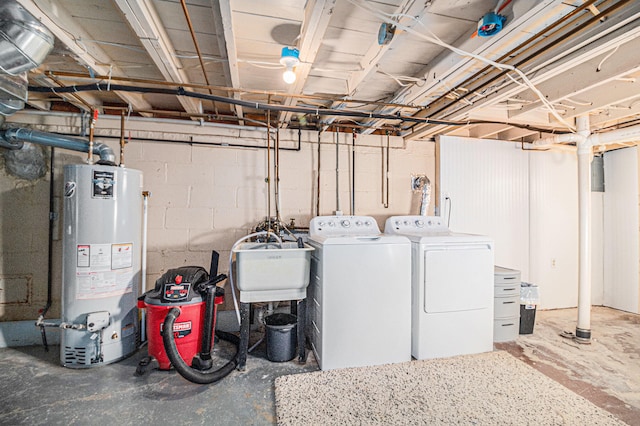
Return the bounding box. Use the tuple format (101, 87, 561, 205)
(264, 313, 297, 362)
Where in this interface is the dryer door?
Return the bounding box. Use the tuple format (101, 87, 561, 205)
(423, 244, 493, 313)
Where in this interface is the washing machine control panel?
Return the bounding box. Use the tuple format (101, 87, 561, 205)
(384, 215, 449, 234)
(310, 215, 380, 237)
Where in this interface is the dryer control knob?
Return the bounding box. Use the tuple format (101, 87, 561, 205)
(364, 220, 372, 226)
(328, 221, 335, 227)
(341, 219, 351, 227)
(415, 220, 424, 227)
(318, 221, 325, 227)
(355, 220, 362, 226)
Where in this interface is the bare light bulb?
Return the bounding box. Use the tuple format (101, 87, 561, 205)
(283, 67, 296, 84)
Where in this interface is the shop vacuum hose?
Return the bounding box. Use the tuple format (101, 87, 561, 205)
(163, 308, 239, 384)
(162, 282, 239, 384)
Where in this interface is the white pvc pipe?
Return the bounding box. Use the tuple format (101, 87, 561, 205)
(589, 124, 640, 146)
(575, 115, 592, 342)
(532, 132, 582, 146)
(140, 192, 149, 343)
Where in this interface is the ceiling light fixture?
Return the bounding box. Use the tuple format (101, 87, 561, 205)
(280, 46, 300, 84)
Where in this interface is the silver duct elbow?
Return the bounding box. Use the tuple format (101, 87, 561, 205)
(411, 175, 431, 216)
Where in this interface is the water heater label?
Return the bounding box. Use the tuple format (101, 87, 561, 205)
(75, 243, 134, 299)
(111, 243, 133, 269)
(77, 245, 90, 267)
(92, 170, 115, 199)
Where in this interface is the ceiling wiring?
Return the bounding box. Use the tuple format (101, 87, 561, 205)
(345, 0, 577, 132)
(596, 44, 621, 72)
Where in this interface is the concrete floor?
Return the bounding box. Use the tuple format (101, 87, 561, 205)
(497, 306, 640, 426)
(0, 306, 638, 425)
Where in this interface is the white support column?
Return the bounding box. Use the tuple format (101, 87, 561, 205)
(576, 115, 593, 343)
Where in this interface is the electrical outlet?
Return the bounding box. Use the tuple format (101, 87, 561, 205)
(551, 258, 556, 268)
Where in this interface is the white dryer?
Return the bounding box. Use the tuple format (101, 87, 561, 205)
(308, 215, 412, 371)
(385, 215, 494, 360)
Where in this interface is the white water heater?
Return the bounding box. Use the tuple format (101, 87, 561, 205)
(61, 164, 142, 368)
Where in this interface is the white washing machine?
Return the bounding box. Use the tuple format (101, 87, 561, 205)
(384, 215, 494, 360)
(307, 215, 412, 371)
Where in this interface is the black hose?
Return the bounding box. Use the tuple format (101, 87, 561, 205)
(162, 307, 239, 385)
(39, 146, 55, 352)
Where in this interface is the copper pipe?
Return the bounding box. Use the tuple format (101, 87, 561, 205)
(180, 0, 218, 115)
(316, 127, 321, 216)
(88, 109, 97, 163)
(119, 110, 126, 167)
(266, 109, 272, 236)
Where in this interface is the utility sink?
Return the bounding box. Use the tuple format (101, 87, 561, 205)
(233, 241, 314, 303)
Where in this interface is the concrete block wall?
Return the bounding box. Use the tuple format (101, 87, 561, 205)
(1, 113, 435, 318)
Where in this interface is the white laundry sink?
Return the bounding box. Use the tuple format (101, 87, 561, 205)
(233, 241, 314, 302)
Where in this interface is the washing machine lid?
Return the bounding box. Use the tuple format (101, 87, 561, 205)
(309, 234, 409, 245)
(408, 232, 493, 245)
(384, 215, 492, 245)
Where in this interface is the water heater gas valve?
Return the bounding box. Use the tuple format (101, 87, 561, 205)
(86, 311, 110, 332)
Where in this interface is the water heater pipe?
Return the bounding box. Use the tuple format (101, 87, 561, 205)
(0, 127, 116, 165)
(351, 130, 356, 215)
(140, 191, 150, 343)
(316, 128, 321, 216)
(335, 130, 340, 214)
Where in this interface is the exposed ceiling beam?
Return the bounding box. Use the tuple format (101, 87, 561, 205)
(468, 123, 511, 139)
(211, 0, 244, 123)
(279, 0, 336, 126)
(408, 5, 640, 140)
(17, 0, 153, 115)
(113, 0, 202, 116)
(496, 127, 540, 141)
(559, 78, 640, 121)
(322, 0, 427, 131)
(510, 33, 640, 116)
(360, 0, 569, 134)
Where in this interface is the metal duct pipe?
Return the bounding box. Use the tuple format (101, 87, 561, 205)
(419, 177, 431, 217)
(0, 1, 54, 120)
(0, 127, 116, 165)
(412, 175, 431, 216)
(0, 1, 54, 75)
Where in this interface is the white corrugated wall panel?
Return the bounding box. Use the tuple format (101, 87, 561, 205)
(591, 192, 605, 306)
(529, 151, 579, 309)
(438, 137, 529, 278)
(603, 147, 640, 314)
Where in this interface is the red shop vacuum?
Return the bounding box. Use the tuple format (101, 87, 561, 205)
(137, 251, 239, 384)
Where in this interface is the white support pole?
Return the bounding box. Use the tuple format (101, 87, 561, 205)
(575, 115, 592, 343)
